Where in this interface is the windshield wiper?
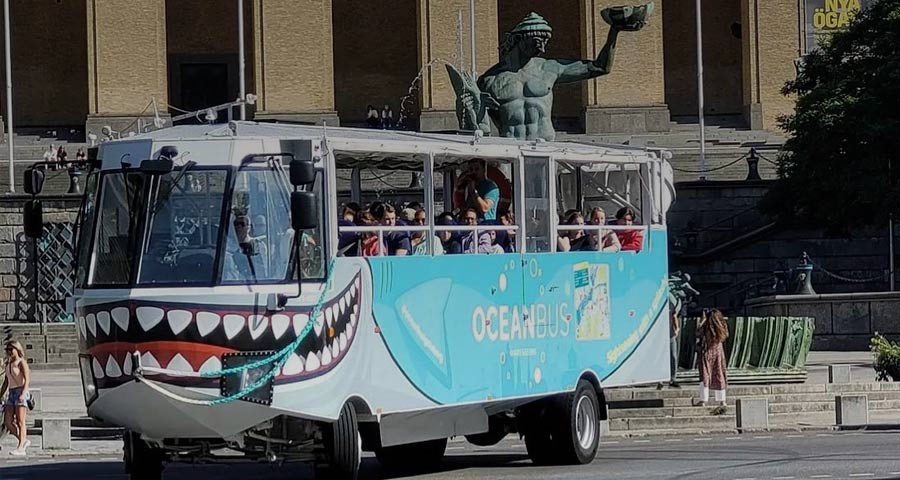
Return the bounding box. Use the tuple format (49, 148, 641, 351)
(150, 160, 197, 216)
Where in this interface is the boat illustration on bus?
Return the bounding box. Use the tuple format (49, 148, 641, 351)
(23, 121, 675, 479)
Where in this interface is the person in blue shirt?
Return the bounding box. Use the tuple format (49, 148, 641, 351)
(337, 202, 361, 257)
(455, 158, 500, 221)
(371, 203, 410, 256)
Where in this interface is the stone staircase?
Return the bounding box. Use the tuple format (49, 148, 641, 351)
(565, 117, 786, 183)
(0, 322, 79, 370)
(606, 382, 900, 436)
(0, 132, 89, 194)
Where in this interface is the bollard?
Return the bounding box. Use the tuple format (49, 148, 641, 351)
(836, 395, 868, 426)
(41, 418, 71, 450)
(736, 397, 769, 430)
(828, 365, 852, 384)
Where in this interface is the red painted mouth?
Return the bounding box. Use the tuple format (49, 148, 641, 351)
(80, 272, 363, 389)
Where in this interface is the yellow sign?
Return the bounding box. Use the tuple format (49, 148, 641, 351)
(812, 0, 862, 31)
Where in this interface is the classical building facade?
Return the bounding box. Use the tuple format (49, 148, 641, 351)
(0, 0, 810, 136)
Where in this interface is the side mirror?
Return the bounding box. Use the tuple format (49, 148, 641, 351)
(289, 159, 316, 186)
(24, 199, 44, 238)
(24, 168, 45, 195)
(291, 191, 317, 231)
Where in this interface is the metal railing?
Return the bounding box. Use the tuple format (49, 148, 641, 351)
(338, 224, 518, 256)
(556, 224, 650, 253)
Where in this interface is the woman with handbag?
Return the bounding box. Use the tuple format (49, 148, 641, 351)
(1, 340, 31, 455)
(693, 309, 729, 414)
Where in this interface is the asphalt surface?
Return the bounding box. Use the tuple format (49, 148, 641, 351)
(3, 430, 900, 480)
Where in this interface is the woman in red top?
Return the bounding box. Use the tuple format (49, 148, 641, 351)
(614, 207, 644, 252)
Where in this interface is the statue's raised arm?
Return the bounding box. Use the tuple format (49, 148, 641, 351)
(447, 3, 655, 141)
(548, 3, 655, 84)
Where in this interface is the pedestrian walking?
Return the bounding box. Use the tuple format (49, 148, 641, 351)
(658, 303, 681, 389)
(1, 340, 32, 455)
(693, 308, 728, 413)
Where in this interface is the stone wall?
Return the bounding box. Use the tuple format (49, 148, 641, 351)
(0, 195, 80, 323)
(744, 293, 900, 351)
(669, 181, 897, 311)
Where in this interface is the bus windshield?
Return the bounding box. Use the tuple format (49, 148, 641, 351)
(85, 163, 325, 287)
(136, 169, 228, 285)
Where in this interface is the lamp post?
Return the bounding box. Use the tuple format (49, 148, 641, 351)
(238, 0, 246, 121)
(695, 0, 706, 181)
(4, 0, 13, 192)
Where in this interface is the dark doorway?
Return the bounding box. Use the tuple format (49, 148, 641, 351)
(168, 55, 239, 124)
(181, 63, 229, 112)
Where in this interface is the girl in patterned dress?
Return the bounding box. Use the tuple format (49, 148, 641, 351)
(694, 309, 728, 410)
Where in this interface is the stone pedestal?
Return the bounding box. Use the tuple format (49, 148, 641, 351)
(583, 105, 671, 134)
(41, 418, 71, 450)
(418, 110, 459, 133)
(836, 394, 868, 426)
(736, 397, 769, 430)
(829, 365, 852, 384)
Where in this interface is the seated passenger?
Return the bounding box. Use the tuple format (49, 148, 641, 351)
(338, 202, 361, 257)
(454, 158, 500, 221)
(372, 203, 410, 256)
(357, 212, 386, 257)
(410, 208, 443, 256)
(436, 213, 463, 254)
(589, 208, 621, 253)
(459, 209, 497, 254)
(557, 211, 593, 252)
(614, 207, 644, 252)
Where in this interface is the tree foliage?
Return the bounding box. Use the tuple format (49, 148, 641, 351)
(761, 0, 900, 232)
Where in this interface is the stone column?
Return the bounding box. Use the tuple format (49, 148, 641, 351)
(251, 0, 339, 125)
(580, 0, 669, 134)
(86, 1, 169, 136)
(417, 0, 499, 132)
(741, 0, 801, 131)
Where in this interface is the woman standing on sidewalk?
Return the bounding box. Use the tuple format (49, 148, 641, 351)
(694, 309, 729, 413)
(1, 340, 31, 455)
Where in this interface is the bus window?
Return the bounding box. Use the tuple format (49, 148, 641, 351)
(222, 166, 324, 283)
(524, 156, 551, 253)
(137, 170, 227, 285)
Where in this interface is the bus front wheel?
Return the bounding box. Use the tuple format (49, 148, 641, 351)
(123, 431, 164, 480)
(316, 402, 361, 480)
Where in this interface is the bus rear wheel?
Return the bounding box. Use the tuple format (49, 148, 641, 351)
(316, 402, 360, 480)
(375, 438, 447, 473)
(522, 380, 601, 466)
(552, 379, 601, 465)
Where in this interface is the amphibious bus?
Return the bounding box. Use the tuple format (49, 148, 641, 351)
(25, 122, 675, 479)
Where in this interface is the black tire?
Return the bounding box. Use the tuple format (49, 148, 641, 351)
(375, 438, 447, 473)
(523, 430, 557, 466)
(550, 380, 601, 465)
(317, 402, 360, 480)
(123, 431, 164, 480)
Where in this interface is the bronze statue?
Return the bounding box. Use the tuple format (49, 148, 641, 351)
(447, 4, 654, 141)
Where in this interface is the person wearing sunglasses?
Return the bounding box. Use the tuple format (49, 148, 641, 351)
(1, 340, 31, 456)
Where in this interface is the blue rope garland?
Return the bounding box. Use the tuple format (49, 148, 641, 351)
(202, 259, 337, 405)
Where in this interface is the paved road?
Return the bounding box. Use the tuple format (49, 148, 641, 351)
(3, 430, 900, 480)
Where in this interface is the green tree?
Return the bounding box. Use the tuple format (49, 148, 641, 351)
(761, 0, 900, 231)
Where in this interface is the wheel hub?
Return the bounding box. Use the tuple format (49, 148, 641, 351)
(575, 394, 596, 450)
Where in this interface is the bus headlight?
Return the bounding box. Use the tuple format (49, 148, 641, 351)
(79, 355, 98, 406)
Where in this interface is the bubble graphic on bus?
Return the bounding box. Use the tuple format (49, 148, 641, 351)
(573, 262, 611, 341)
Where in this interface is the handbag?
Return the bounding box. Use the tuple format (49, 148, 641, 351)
(25, 392, 35, 411)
